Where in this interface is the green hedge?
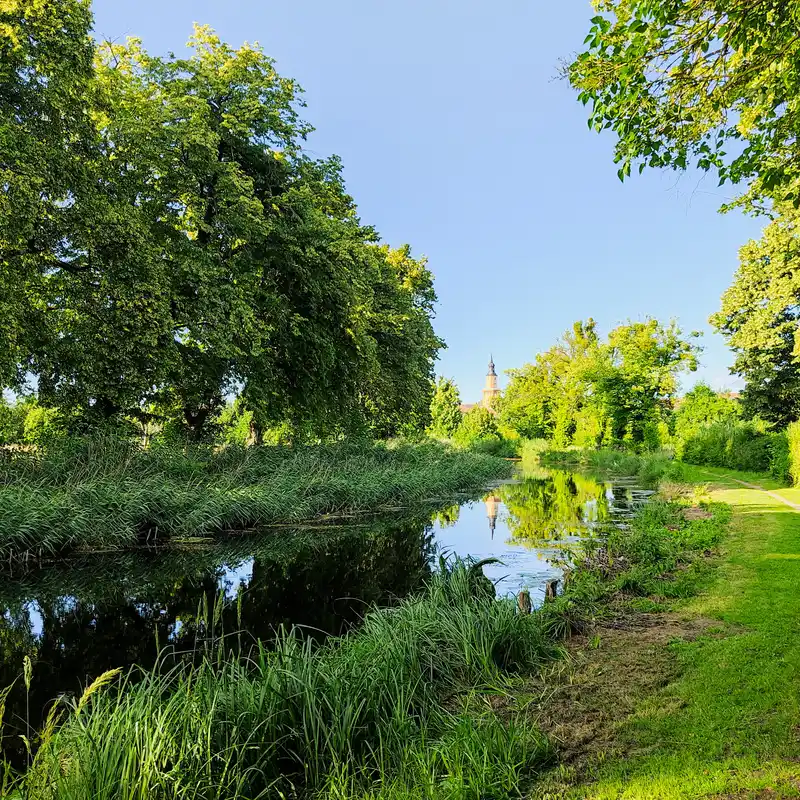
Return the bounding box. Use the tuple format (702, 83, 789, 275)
(680, 421, 772, 472)
(788, 421, 800, 486)
(680, 420, 800, 485)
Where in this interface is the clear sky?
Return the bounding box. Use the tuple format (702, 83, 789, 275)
(92, 0, 765, 404)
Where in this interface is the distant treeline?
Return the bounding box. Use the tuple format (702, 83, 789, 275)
(430, 315, 800, 485)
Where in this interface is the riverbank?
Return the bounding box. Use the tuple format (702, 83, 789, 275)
(0, 438, 512, 563)
(4, 468, 731, 798)
(529, 464, 800, 798)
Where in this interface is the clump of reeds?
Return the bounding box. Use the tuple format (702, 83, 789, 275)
(21, 559, 554, 799)
(0, 438, 513, 562)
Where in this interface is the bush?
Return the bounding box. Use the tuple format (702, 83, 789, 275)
(680, 421, 772, 472)
(769, 430, 790, 483)
(788, 421, 800, 486)
(465, 436, 519, 458)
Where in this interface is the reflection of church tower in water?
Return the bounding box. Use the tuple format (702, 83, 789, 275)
(485, 494, 501, 539)
(481, 356, 501, 411)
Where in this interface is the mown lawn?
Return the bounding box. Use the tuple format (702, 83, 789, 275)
(560, 468, 800, 798)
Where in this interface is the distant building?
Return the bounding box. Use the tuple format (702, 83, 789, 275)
(485, 494, 501, 539)
(459, 357, 501, 415)
(482, 356, 501, 410)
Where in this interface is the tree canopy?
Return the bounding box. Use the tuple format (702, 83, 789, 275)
(0, 9, 443, 441)
(711, 207, 800, 426)
(674, 383, 740, 443)
(569, 1, 800, 209)
(499, 318, 699, 448)
(428, 378, 462, 439)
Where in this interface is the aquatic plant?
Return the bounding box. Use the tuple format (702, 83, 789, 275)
(0, 438, 513, 562)
(21, 559, 555, 799)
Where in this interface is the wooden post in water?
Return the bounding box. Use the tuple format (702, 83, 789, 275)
(544, 578, 559, 602)
(517, 589, 532, 615)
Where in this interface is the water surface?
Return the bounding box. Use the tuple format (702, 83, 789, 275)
(0, 467, 650, 766)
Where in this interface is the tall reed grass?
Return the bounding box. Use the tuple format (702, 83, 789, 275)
(6, 482, 732, 799)
(21, 559, 555, 800)
(0, 437, 512, 562)
(535, 446, 683, 486)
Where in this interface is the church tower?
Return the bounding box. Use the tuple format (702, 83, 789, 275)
(485, 494, 501, 539)
(481, 356, 501, 410)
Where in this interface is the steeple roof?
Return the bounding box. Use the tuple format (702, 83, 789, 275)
(487, 355, 496, 377)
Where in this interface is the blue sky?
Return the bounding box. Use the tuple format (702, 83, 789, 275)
(92, 0, 765, 404)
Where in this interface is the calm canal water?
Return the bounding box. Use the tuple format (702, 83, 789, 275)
(0, 467, 651, 766)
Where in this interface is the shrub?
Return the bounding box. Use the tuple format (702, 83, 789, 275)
(769, 430, 790, 483)
(454, 407, 500, 443)
(680, 421, 772, 472)
(788, 421, 800, 486)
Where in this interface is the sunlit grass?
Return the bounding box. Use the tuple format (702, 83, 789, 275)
(563, 476, 800, 798)
(0, 437, 513, 562)
(20, 559, 555, 800)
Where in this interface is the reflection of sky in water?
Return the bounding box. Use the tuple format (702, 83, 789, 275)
(433, 499, 565, 604)
(433, 478, 652, 605)
(25, 600, 43, 639)
(219, 558, 254, 600)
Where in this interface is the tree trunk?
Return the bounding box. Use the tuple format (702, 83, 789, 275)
(184, 407, 209, 441)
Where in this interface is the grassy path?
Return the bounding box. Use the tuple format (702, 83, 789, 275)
(541, 466, 800, 799)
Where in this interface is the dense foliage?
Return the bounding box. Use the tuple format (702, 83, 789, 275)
(498, 318, 698, 449)
(427, 377, 462, 439)
(680, 421, 775, 474)
(1, 5, 442, 441)
(570, 2, 800, 434)
(569, 1, 800, 211)
(710, 207, 800, 426)
(674, 384, 740, 455)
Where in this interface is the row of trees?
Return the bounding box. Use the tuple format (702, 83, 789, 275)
(1, 2, 442, 443)
(427, 317, 716, 453)
(496, 319, 699, 448)
(428, 319, 748, 455)
(569, 0, 800, 429)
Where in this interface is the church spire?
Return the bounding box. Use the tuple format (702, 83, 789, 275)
(482, 356, 500, 410)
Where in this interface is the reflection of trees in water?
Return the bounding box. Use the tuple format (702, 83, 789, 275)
(499, 471, 610, 548)
(0, 516, 434, 769)
(431, 504, 460, 528)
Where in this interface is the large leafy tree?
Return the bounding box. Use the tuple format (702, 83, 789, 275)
(34, 27, 313, 434)
(500, 318, 698, 447)
(428, 377, 462, 439)
(591, 319, 700, 444)
(498, 320, 600, 445)
(675, 383, 740, 441)
(360, 245, 443, 438)
(9, 24, 442, 440)
(0, 0, 95, 388)
(569, 1, 800, 208)
(711, 208, 800, 425)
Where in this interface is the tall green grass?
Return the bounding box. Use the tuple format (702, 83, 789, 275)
(21, 559, 555, 800)
(0, 437, 512, 562)
(7, 485, 732, 799)
(535, 446, 683, 486)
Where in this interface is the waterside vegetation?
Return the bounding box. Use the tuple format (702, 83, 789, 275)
(0, 438, 512, 563)
(5, 493, 729, 799)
